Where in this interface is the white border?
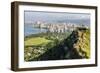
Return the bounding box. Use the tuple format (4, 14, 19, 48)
(18, 5, 96, 68)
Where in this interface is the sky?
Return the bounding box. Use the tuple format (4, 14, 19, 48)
(24, 11, 90, 25)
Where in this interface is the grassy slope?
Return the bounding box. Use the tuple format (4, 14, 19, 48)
(25, 37, 52, 46)
(24, 32, 71, 61)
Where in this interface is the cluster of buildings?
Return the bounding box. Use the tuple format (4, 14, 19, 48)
(33, 21, 88, 33)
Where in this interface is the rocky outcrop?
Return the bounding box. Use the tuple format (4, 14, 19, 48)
(65, 28, 90, 59)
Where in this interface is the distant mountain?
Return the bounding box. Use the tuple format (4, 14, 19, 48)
(25, 11, 90, 27)
(56, 19, 90, 27)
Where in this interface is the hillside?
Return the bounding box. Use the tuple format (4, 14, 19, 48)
(24, 28, 90, 61)
(65, 28, 90, 59)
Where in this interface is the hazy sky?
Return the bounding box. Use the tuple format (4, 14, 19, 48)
(24, 11, 90, 25)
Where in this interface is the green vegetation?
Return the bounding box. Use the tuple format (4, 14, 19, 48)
(24, 28, 90, 61)
(25, 37, 52, 46)
(24, 32, 71, 61)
